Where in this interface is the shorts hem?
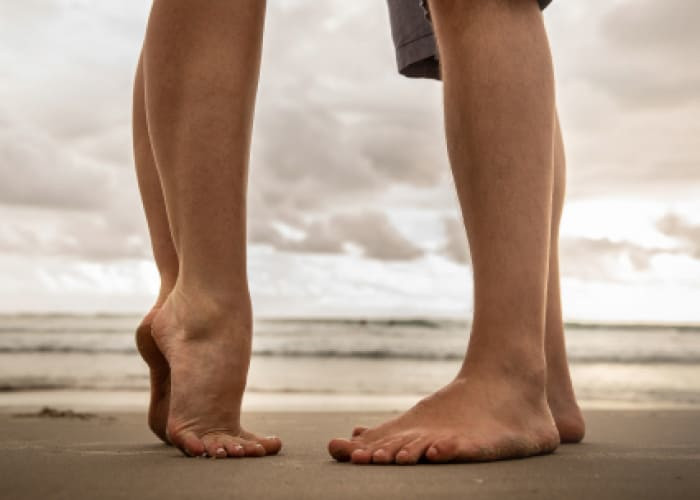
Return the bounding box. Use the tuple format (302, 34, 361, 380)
(396, 32, 440, 80)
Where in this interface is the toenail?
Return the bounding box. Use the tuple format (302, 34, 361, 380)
(374, 449, 386, 457)
(215, 448, 226, 458)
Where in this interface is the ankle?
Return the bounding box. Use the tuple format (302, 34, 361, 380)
(160, 286, 253, 337)
(460, 362, 547, 397)
(155, 283, 176, 308)
(460, 344, 548, 397)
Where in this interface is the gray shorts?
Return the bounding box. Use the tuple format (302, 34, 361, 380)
(387, 0, 553, 80)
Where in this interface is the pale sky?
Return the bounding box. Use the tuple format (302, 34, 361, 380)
(0, 0, 698, 322)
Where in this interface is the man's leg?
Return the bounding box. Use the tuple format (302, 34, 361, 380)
(141, 0, 281, 458)
(348, 116, 585, 445)
(545, 116, 585, 442)
(132, 54, 178, 444)
(329, 0, 559, 464)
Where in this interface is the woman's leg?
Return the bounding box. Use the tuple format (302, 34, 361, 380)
(140, 0, 280, 458)
(132, 53, 179, 444)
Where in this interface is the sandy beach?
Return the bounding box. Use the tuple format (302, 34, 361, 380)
(1, 409, 698, 499)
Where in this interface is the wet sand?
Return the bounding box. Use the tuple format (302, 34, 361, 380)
(1, 409, 698, 499)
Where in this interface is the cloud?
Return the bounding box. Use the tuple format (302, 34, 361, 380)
(561, 237, 656, 272)
(251, 211, 423, 261)
(440, 217, 470, 264)
(0, 116, 118, 210)
(0, 208, 149, 261)
(247, 0, 447, 232)
(603, 0, 700, 49)
(542, 0, 700, 203)
(556, 234, 693, 281)
(556, 0, 700, 109)
(330, 212, 424, 260)
(657, 213, 700, 259)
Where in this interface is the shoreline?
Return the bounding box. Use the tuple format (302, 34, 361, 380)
(3, 310, 700, 329)
(1, 409, 699, 499)
(2, 389, 700, 413)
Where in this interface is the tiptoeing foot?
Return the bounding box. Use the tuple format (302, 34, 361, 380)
(150, 289, 281, 458)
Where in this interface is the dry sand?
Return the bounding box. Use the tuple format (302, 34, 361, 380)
(1, 409, 698, 499)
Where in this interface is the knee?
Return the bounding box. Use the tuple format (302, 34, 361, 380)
(429, 0, 541, 27)
(429, 0, 545, 57)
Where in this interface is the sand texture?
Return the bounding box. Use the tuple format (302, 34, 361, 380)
(1, 410, 699, 499)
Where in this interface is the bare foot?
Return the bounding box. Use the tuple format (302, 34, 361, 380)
(348, 368, 586, 445)
(351, 398, 585, 446)
(150, 289, 282, 458)
(328, 371, 560, 465)
(545, 331, 586, 443)
(135, 305, 170, 444)
(547, 380, 585, 443)
(347, 382, 586, 448)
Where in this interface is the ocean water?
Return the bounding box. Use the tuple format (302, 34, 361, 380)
(1, 314, 699, 410)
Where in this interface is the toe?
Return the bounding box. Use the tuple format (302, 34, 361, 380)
(170, 430, 205, 458)
(372, 437, 410, 465)
(395, 437, 431, 465)
(202, 436, 227, 459)
(328, 438, 358, 462)
(426, 437, 459, 463)
(371, 447, 391, 464)
(350, 447, 373, 465)
(241, 430, 282, 456)
(258, 436, 282, 455)
(352, 426, 368, 437)
(223, 439, 245, 458)
(242, 441, 266, 457)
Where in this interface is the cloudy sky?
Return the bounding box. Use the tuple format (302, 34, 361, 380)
(0, 0, 698, 322)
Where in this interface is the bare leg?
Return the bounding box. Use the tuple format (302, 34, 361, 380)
(132, 54, 178, 444)
(329, 0, 560, 464)
(140, 0, 280, 458)
(545, 116, 585, 442)
(347, 119, 584, 446)
(350, 117, 584, 445)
